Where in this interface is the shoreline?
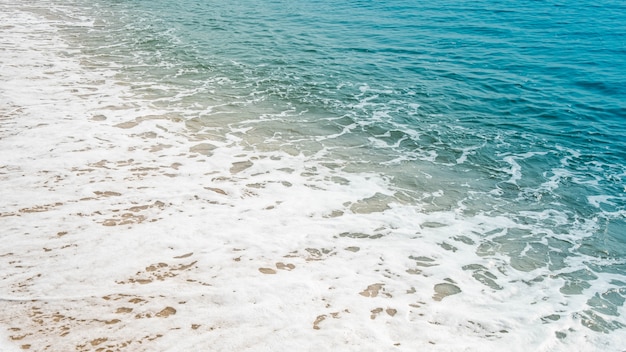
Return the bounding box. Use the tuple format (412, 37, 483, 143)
(1, 2, 624, 351)
(0, 6, 433, 351)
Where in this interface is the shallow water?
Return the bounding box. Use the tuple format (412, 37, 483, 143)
(1, 0, 625, 350)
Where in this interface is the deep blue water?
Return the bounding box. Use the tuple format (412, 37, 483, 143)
(54, 0, 626, 337)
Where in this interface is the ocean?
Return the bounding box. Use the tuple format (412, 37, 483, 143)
(1, 0, 625, 350)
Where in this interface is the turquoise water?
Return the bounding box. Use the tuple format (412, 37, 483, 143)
(50, 0, 625, 340)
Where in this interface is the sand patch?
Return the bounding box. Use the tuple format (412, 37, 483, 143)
(275, 262, 295, 271)
(433, 282, 461, 301)
(98, 200, 166, 227)
(18, 202, 63, 214)
(230, 160, 253, 174)
(117, 259, 198, 285)
(258, 268, 276, 275)
(0, 294, 186, 351)
(359, 283, 385, 298)
(189, 143, 217, 156)
(114, 121, 138, 129)
(155, 307, 176, 318)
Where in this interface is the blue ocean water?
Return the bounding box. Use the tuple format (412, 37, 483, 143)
(49, 0, 625, 342)
(80, 1, 626, 242)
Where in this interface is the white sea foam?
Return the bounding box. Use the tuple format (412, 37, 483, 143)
(1, 3, 625, 352)
(588, 195, 617, 208)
